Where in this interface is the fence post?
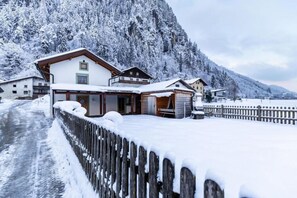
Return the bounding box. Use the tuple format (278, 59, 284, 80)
(122, 138, 129, 197)
(221, 105, 224, 118)
(149, 151, 159, 198)
(130, 142, 137, 198)
(116, 135, 122, 198)
(292, 107, 296, 125)
(180, 167, 196, 198)
(163, 158, 175, 198)
(105, 131, 111, 197)
(257, 105, 261, 121)
(110, 133, 116, 198)
(138, 146, 147, 198)
(204, 179, 224, 198)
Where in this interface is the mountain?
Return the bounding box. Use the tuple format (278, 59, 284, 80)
(0, 0, 295, 99)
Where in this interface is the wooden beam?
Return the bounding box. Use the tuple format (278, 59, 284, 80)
(103, 93, 106, 114)
(100, 94, 103, 115)
(66, 91, 70, 100)
(131, 94, 134, 113)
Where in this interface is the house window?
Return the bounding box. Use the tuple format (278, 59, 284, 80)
(24, 91, 28, 94)
(13, 84, 16, 87)
(12, 91, 17, 94)
(80, 61, 88, 71)
(136, 72, 139, 76)
(130, 71, 133, 75)
(44, 83, 47, 86)
(76, 74, 89, 84)
(175, 84, 180, 87)
(24, 85, 28, 88)
(38, 83, 42, 86)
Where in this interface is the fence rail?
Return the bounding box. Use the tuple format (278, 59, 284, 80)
(54, 107, 225, 198)
(204, 105, 297, 125)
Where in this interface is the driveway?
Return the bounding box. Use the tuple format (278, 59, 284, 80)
(0, 100, 64, 197)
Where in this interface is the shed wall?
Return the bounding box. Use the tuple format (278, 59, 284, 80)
(175, 92, 192, 118)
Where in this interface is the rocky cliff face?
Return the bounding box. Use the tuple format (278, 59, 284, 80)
(0, 0, 294, 98)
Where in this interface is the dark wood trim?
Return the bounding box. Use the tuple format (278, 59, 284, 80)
(66, 91, 70, 100)
(117, 79, 150, 85)
(131, 95, 134, 113)
(100, 95, 103, 115)
(103, 93, 106, 114)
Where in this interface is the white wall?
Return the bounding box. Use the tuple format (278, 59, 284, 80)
(0, 78, 33, 99)
(50, 55, 112, 86)
(106, 95, 118, 112)
(33, 78, 48, 86)
(168, 82, 189, 89)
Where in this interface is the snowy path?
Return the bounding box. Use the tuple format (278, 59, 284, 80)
(0, 100, 64, 197)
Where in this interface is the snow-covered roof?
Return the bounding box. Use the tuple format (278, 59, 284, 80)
(211, 89, 226, 93)
(0, 76, 44, 85)
(35, 48, 121, 81)
(150, 92, 173, 97)
(51, 83, 140, 93)
(51, 79, 195, 94)
(185, 78, 207, 86)
(139, 78, 195, 93)
(185, 78, 201, 84)
(120, 66, 154, 79)
(34, 48, 86, 63)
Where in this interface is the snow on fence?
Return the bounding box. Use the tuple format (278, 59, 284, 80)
(54, 107, 225, 198)
(204, 105, 297, 125)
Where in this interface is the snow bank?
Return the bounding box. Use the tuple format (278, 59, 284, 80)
(47, 120, 97, 197)
(239, 185, 260, 198)
(31, 95, 50, 117)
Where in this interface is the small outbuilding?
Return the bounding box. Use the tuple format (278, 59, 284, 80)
(140, 78, 195, 118)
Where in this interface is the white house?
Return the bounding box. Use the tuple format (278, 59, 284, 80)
(185, 78, 207, 96)
(35, 48, 144, 117)
(35, 48, 196, 118)
(211, 89, 227, 101)
(0, 76, 49, 99)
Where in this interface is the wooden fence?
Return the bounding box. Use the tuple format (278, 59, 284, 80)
(54, 107, 225, 198)
(204, 105, 297, 125)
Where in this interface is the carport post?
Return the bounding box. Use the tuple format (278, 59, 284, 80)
(184, 102, 186, 118)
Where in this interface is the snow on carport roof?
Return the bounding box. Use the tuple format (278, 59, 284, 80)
(139, 78, 195, 93)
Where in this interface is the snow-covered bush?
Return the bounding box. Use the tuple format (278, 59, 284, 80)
(53, 101, 86, 116)
(102, 111, 123, 125)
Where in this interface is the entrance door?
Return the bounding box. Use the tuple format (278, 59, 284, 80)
(77, 95, 89, 115)
(148, 96, 156, 115)
(118, 97, 125, 114)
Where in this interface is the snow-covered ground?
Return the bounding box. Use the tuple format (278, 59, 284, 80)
(93, 115, 297, 198)
(47, 120, 97, 198)
(206, 98, 297, 107)
(0, 98, 96, 197)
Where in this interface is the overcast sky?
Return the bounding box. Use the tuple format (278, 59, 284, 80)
(166, 0, 297, 92)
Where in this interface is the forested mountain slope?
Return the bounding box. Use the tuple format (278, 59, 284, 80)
(0, 0, 295, 98)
